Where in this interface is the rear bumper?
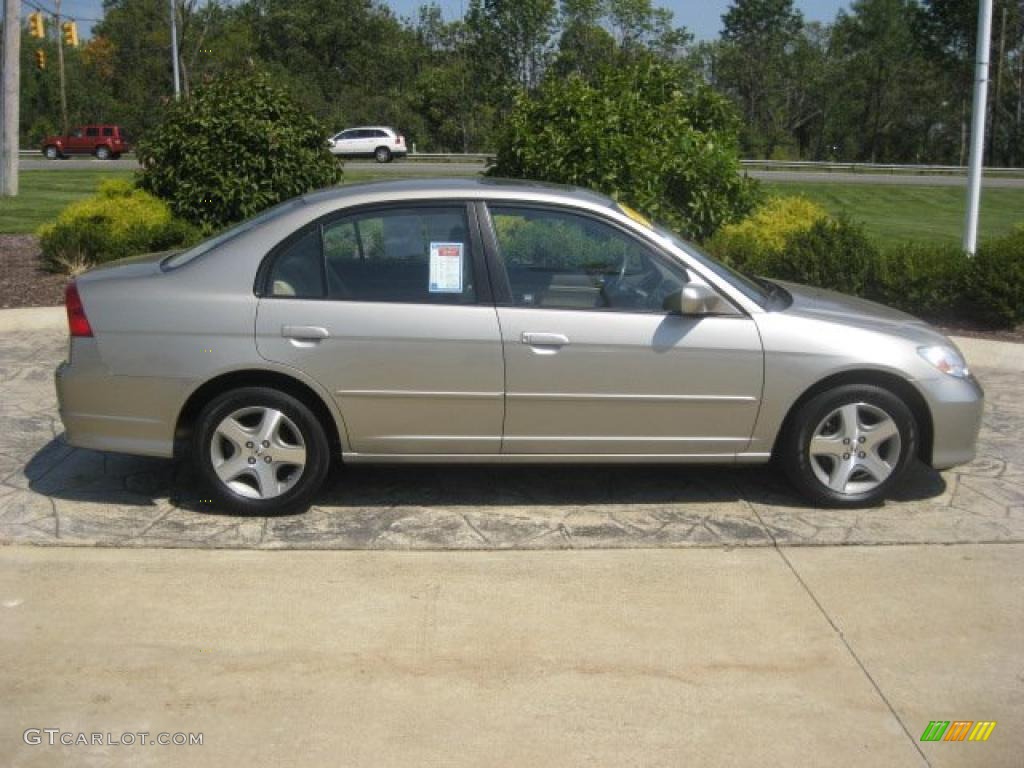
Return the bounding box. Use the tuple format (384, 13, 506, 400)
(55, 342, 188, 458)
(920, 373, 985, 470)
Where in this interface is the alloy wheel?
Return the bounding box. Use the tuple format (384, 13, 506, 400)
(209, 406, 307, 500)
(808, 402, 902, 495)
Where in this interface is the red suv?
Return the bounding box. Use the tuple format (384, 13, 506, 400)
(41, 124, 129, 160)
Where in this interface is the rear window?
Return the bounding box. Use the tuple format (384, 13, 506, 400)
(161, 199, 304, 271)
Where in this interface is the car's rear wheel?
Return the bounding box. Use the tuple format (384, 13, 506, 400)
(374, 146, 392, 163)
(95, 146, 111, 160)
(193, 387, 330, 515)
(44, 145, 59, 159)
(780, 384, 917, 507)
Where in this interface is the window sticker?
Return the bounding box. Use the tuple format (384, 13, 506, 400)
(429, 242, 464, 293)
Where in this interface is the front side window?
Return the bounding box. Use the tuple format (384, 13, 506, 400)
(323, 206, 476, 304)
(489, 206, 685, 313)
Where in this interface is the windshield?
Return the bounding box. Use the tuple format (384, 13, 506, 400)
(161, 199, 304, 270)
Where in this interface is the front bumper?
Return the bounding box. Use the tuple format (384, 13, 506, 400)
(920, 373, 985, 470)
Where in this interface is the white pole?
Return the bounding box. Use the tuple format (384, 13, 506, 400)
(1, 0, 21, 196)
(169, 0, 181, 98)
(963, 0, 993, 255)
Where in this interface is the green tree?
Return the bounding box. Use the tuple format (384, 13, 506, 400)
(137, 71, 342, 229)
(718, 0, 804, 157)
(490, 58, 759, 240)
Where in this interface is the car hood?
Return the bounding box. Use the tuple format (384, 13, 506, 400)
(773, 279, 949, 343)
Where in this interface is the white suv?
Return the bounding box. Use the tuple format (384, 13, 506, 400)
(328, 126, 407, 163)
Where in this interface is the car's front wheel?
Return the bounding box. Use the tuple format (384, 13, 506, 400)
(193, 387, 330, 515)
(780, 384, 917, 507)
(44, 145, 59, 159)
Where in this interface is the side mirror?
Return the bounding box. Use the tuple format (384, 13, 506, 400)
(663, 283, 720, 315)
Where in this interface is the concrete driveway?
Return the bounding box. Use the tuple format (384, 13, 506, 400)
(1, 328, 1022, 550)
(1, 319, 1022, 766)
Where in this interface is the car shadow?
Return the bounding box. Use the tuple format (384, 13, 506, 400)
(24, 436, 948, 518)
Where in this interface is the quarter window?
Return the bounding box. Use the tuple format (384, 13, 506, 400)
(267, 228, 324, 299)
(489, 206, 686, 313)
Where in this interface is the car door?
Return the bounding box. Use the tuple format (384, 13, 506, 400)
(256, 202, 504, 455)
(334, 130, 357, 156)
(483, 203, 764, 456)
(65, 127, 86, 154)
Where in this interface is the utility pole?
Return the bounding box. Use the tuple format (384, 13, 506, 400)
(170, 0, 181, 98)
(963, 0, 993, 256)
(54, 0, 69, 135)
(1, 0, 21, 196)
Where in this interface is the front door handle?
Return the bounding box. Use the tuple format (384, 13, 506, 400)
(521, 332, 570, 346)
(282, 325, 329, 341)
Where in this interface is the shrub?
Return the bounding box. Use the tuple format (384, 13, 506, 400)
(870, 241, 967, 315)
(489, 57, 760, 241)
(137, 71, 343, 230)
(772, 216, 879, 296)
(964, 229, 1024, 327)
(708, 195, 827, 272)
(38, 179, 200, 272)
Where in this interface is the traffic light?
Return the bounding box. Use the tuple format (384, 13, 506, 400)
(62, 21, 78, 47)
(28, 11, 46, 38)
(35, 49, 46, 70)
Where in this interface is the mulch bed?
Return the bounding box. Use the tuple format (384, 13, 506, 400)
(0, 235, 1021, 343)
(0, 235, 67, 309)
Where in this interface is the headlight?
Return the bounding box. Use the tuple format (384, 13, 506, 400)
(918, 345, 970, 378)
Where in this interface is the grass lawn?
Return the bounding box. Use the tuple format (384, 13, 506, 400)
(761, 181, 1024, 245)
(0, 169, 134, 234)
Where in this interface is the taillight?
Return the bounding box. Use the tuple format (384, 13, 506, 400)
(65, 282, 93, 337)
(397, 135, 404, 145)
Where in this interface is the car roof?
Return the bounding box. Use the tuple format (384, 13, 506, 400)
(338, 126, 395, 132)
(301, 177, 616, 209)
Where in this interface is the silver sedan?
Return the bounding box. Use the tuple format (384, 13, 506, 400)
(56, 178, 983, 514)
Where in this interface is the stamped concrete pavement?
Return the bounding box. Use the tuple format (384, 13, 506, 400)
(1, 329, 1022, 550)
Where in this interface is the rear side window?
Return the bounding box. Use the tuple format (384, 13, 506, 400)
(86, 127, 99, 137)
(102, 127, 113, 137)
(322, 206, 476, 304)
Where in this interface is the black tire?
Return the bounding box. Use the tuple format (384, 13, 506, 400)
(95, 146, 111, 160)
(374, 146, 392, 163)
(780, 384, 917, 508)
(43, 145, 59, 160)
(111, 153, 122, 160)
(192, 387, 331, 515)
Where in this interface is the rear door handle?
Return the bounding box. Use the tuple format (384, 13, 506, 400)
(282, 325, 329, 341)
(521, 332, 570, 346)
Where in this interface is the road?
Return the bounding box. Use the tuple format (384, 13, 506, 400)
(18, 155, 1024, 186)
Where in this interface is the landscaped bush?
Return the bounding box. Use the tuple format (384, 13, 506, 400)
(489, 58, 760, 241)
(137, 71, 343, 230)
(38, 179, 199, 273)
(707, 196, 1024, 329)
(965, 228, 1024, 327)
(871, 241, 967, 314)
(707, 195, 828, 272)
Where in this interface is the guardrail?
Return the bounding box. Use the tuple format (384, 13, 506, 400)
(737, 159, 1024, 176)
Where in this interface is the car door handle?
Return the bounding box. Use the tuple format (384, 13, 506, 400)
(521, 332, 570, 346)
(282, 325, 329, 341)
